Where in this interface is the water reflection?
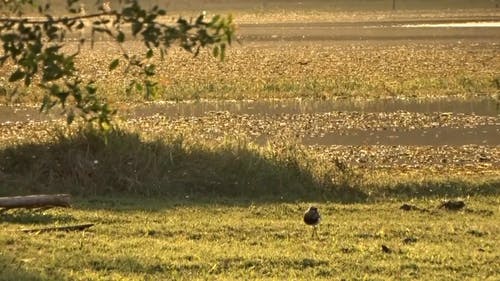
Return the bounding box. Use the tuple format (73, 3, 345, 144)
(0, 97, 498, 124)
(400, 22, 500, 28)
(131, 97, 499, 117)
(301, 125, 500, 146)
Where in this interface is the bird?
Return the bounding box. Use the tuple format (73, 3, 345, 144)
(303, 206, 321, 239)
(439, 200, 465, 211)
(381, 244, 392, 254)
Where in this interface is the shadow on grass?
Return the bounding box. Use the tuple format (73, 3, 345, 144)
(0, 209, 74, 225)
(84, 254, 331, 277)
(0, 128, 497, 207)
(0, 128, 367, 204)
(385, 181, 500, 199)
(0, 254, 61, 281)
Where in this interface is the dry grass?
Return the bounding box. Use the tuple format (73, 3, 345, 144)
(1, 40, 498, 105)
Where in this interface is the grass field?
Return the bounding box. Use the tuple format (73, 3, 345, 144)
(1, 121, 498, 199)
(2, 40, 498, 104)
(1, 4, 499, 280)
(17, 0, 500, 14)
(0, 123, 498, 280)
(1, 8, 499, 104)
(1, 197, 499, 281)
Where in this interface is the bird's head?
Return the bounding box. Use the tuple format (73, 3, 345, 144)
(308, 206, 318, 212)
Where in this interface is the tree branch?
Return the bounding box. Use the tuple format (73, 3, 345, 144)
(20, 223, 95, 233)
(0, 11, 117, 24)
(0, 194, 71, 210)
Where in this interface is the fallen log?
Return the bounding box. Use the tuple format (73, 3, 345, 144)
(0, 194, 71, 211)
(20, 223, 94, 233)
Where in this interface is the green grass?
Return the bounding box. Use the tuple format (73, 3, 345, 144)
(0, 197, 498, 280)
(0, 103, 498, 281)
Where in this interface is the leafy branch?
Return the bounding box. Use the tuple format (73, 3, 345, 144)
(0, 0, 235, 130)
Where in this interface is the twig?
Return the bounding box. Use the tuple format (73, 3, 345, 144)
(0, 12, 117, 25)
(20, 223, 95, 233)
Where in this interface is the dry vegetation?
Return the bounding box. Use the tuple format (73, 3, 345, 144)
(1, 40, 498, 105)
(0, 117, 498, 199)
(0, 7, 498, 198)
(228, 8, 500, 24)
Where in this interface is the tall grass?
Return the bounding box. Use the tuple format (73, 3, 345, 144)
(0, 126, 365, 201)
(1, 124, 497, 201)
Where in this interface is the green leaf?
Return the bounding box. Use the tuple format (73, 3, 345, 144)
(220, 43, 226, 60)
(211, 15, 221, 24)
(212, 46, 219, 58)
(85, 83, 97, 95)
(109, 58, 120, 71)
(132, 22, 143, 35)
(144, 64, 155, 76)
(135, 82, 143, 92)
(116, 31, 125, 43)
(9, 69, 25, 82)
(66, 109, 75, 124)
(76, 21, 84, 30)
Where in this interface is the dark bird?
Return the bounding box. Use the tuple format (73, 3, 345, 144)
(403, 237, 418, 244)
(304, 206, 321, 238)
(381, 244, 392, 254)
(439, 200, 465, 211)
(400, 203, 420, 211)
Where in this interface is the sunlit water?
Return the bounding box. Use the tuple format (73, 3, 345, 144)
(131, 98, 500, 117)
(301, 125, 500, 146)
(1, 98, 498, 145)
(400, 22, 500, 28)
(2, 98, 497, 123)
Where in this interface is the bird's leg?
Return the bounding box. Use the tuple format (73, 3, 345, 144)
(312, 226, 318, 239)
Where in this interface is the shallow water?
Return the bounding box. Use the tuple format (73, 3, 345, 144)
(301, 125, 500, 146)
(0, 97, 498, 123)
(128, 98, 500, 146)
(238, 20, 500, 41)
(1, 98, 498, 146)
(400, 22, 500, 28)
(131, 98, 499, 117)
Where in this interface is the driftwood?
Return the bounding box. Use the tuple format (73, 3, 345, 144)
(20, 223, 94, 233)
(0, 194, 71, 211)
